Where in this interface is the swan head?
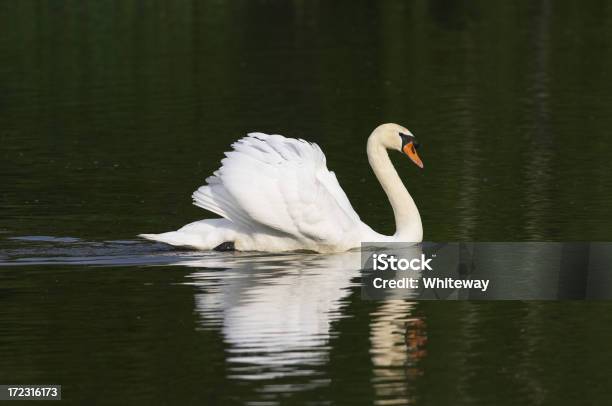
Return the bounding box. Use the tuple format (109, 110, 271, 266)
(370, 123, 423, 169)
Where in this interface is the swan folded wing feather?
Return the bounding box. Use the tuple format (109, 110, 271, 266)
(193, 133, 362, 246)
(193, 185, 252, 228)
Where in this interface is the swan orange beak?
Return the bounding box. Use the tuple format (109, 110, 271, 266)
(403, 142, 424, 168)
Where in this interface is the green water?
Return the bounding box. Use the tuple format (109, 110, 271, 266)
(2, 1, 612, 404)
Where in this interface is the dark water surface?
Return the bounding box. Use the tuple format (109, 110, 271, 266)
(2, 1, 612, 404)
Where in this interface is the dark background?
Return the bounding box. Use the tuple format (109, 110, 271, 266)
(2, 1, 612, 405)
(2, 0, 612, 241)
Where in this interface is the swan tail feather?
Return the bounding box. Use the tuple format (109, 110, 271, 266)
(139, 218, 236, 250)
(139, 232, 204, 248)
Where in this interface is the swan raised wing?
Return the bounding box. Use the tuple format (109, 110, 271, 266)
(192, 133, 363, 250)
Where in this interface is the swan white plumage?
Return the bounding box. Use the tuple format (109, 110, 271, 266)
(140, 123, 423, 253)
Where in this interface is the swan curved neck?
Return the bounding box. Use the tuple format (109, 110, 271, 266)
(367, 135, 422, 242)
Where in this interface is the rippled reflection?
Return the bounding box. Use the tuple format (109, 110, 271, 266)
(179, 249, 431, 403)
(183, 251, 362, 391)
(370, 300, 427, 405)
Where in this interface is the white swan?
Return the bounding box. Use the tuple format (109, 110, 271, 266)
(140, 123, 424, 253)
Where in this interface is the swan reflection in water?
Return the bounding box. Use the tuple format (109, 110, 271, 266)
(177, 248, 428, 400)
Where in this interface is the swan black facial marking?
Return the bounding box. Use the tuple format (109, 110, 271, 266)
(399, 132, 419, 149)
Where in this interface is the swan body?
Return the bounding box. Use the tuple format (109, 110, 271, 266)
(140, 123, 423, 253)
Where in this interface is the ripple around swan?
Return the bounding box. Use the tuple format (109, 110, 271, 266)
(0, 236, 211, 266)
